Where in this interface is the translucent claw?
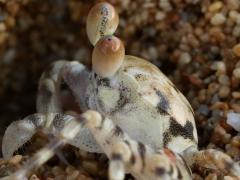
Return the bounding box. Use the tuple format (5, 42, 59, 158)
(2, 114, 45, 160)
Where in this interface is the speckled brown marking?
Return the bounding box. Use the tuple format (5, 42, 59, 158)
(135, 74, 142, 80)
(163, 131, 171, 146)
(96, 77, 111, 87)
(169, 118, 194, 140)
(157, 105, 169, 116)
(53, 114, 65, 129)
(117, 90, 129, 108)
(29, 114, 43, 128)
(163, 118, 194, 146)
(99, 5, 109, 37)
(135, 74, 147, 81)
(157, 104, 169, 115)
(137, 142, 146, 170)
(109, 87, 130, 114)
(112, 126, 123, 136)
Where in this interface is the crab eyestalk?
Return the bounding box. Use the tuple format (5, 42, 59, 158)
(92, 35, 125, 78)
(86, 2, 119, 46)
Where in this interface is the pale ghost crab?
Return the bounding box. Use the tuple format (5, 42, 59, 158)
(2, 2, 240, 180)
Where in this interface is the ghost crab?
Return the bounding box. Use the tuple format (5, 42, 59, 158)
(2, 2, 240, 180)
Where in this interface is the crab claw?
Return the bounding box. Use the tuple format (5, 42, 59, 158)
(2, 114, 46, 160)
(2, 113, 103, 160)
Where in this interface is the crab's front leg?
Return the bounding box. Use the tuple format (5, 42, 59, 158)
(6, 113, 81, 180)
(1, 60, 67, 159)
(2, 114, 46, 159)
(2, 60, 94, 159)
(37, 60, 90, 114)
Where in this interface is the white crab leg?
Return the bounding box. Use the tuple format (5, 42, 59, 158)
(37, 60, 67, 114)
(37, 60, 90, 115)
(82, 111, 192, 180)
(7, 112, 94, 180)
(37, 60, 102, 152)
(2, 60, 101, 159)
(6, 111, 191, 180)
(2, 114, 46, 160)
(2, 112, 102, 160)
(8, 114, 80, 180)
(60, 61, 90, 111)
(80, 111, 191, 180)
(2, 113, 74, 160)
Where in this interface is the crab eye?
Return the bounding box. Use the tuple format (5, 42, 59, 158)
(92, 35, 125, 78)
(86, 2, 119, 46)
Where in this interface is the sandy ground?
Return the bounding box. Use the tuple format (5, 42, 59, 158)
(0, 0, 239, 179)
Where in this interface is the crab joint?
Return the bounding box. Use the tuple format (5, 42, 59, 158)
(92, 35, 125, 78)
(87, 2, 119, 46)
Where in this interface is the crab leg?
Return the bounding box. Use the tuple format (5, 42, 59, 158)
(2, 112, 102, 159)
(81, 111, 191, 180)
(37, 60, 67, 113)
(2, 114, 46, 160)
(109, 141, 192, 180)
(6, 111, 191, 180)
(37, 60, 90, 114)
(7, 114, 80, 180)
(2, 60, 95, 159)
(183, 147, 240, 177)
(7, 112, 97, 180)
(1, 113, 78, 160)
(80, 111, 191, 180)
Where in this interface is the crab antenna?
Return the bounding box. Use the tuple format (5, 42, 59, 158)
(86, 2, 119, 46)
(92, 35, 125, 77)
